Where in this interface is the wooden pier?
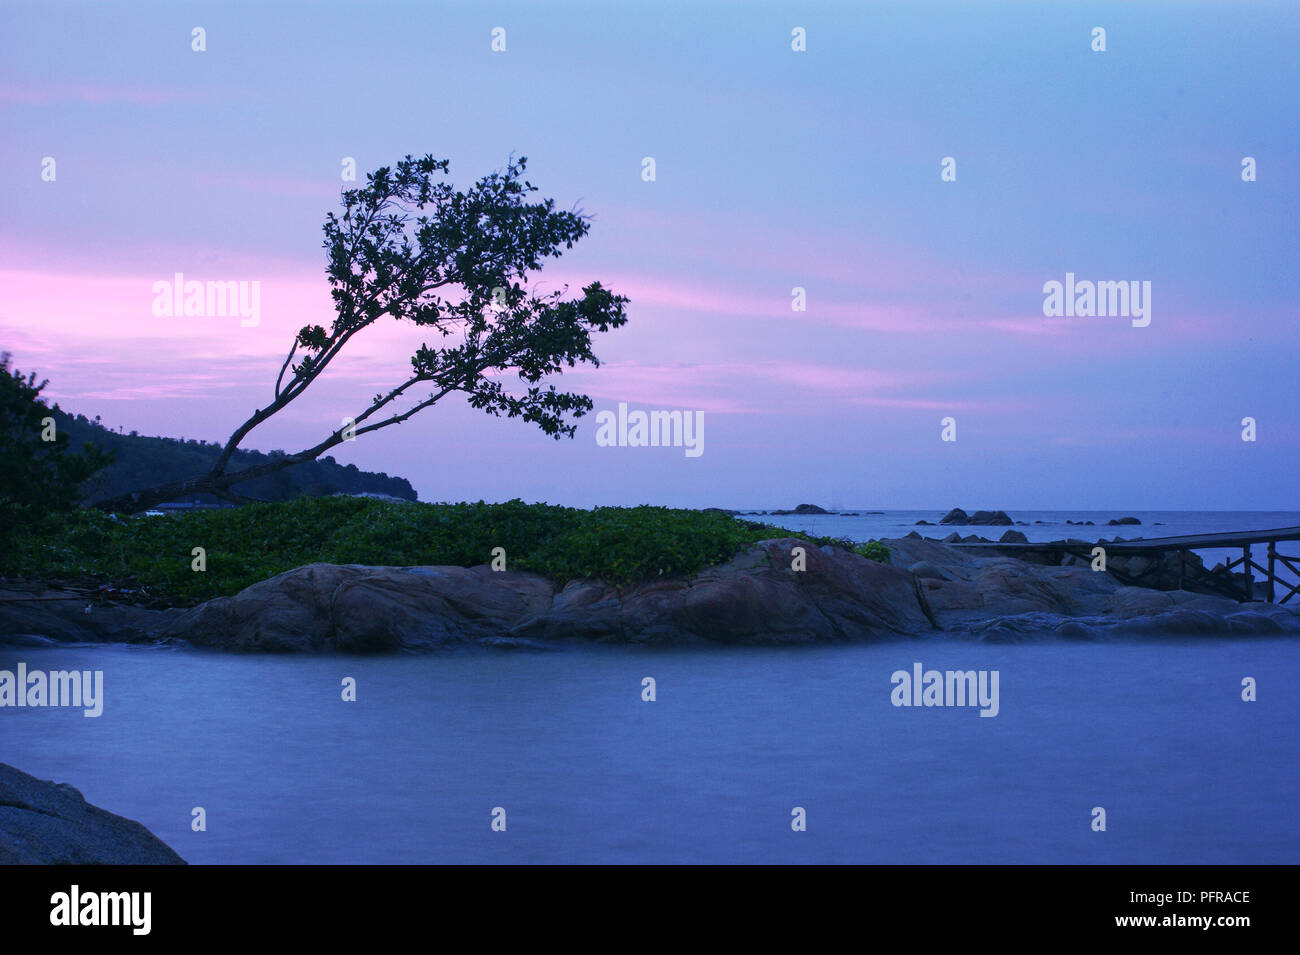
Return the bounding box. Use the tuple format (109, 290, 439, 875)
(948, 525, 1300, 604)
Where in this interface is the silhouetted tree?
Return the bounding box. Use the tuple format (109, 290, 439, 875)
(97, 153, 629, 513)
(0, 352, 112, 512)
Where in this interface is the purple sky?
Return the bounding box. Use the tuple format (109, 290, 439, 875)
(2, 1, 1297, 509)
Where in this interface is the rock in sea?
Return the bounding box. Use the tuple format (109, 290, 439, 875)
(0, 763, 185, 864)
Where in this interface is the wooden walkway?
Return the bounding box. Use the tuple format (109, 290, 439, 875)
(949, 525, 1300, 604)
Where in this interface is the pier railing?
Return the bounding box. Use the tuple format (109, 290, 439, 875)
(949, 525, 1300, 604)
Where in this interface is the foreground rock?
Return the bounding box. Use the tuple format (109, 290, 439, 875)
(0, 763, 185, 864)
(0, 583, 184, 646)
(160, 539, 932, 651)
(882, 536, 1300, 640)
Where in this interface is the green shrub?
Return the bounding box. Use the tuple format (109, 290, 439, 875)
(0, 498, 890, 604)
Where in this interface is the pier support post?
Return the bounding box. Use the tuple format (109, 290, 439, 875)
(1268, 542, 1276, 603)
(1243, 545, 1253, 601)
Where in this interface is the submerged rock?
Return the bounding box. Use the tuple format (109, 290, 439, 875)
(0, 763, 184, 864)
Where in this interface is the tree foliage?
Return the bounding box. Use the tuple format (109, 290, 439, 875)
(98, 153, 629, 513)
(0, 352, 112, 514)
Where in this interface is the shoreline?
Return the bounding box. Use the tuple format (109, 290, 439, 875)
(3, 535, 1297, 653)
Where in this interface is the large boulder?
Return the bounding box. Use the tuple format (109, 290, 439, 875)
(908, 560, 950, 581)
(164, 563, 555, 652)
(878, 534, 1300, 638)
(939, 508, 1014, 526)
(0, 763, 184, 864)
(160, 541, 933, 651)
(969, 510, 1014, 526)
(0, 585, 184, 647)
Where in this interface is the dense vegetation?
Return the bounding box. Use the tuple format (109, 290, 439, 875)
(58, 411, 417, 505)
(0, 354, 113, 513)
(2, 497, 890, 604)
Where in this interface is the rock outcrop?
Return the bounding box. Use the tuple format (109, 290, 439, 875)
(3, 536, 1297, 653)
(159, 539, 932, 651)
(0, 763, 184, 864)
(0, 585, 184, 646)
(881, 536, 1300, 639)
(939, 508, 1013, 525)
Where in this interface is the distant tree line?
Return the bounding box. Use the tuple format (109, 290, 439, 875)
(1, 351, 417, 517)
(57, 410, 417, 506)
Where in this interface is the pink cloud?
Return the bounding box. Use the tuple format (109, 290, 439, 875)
(551, 270, 956, 333)
(564, 359, 1005, 417)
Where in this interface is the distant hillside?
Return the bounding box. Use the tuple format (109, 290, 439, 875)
(57, 411, 418, 506)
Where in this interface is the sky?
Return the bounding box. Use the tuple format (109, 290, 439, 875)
(2, 0, 1297, 509)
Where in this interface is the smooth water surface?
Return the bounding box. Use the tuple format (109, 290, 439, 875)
(3, 636, 1296, 864)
